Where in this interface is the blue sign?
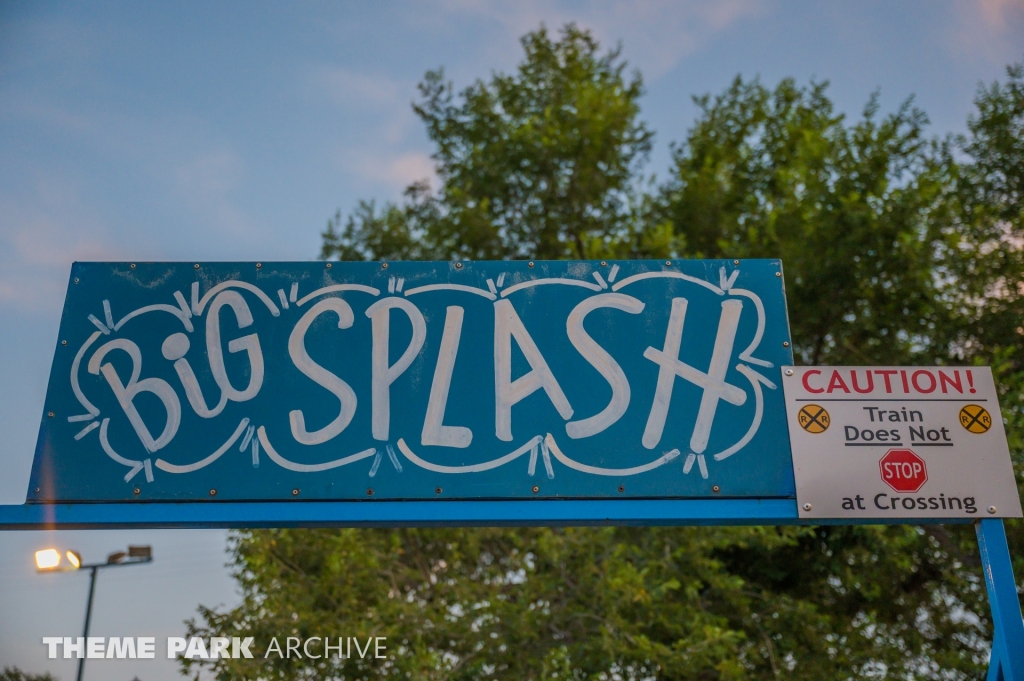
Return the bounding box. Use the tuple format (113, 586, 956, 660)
(29, 260, 794, 502)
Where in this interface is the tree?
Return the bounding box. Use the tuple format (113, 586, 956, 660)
(953, 58, 1024, 595)
(321, 24, 655, 262)
(953, 59, 1024, 436)
(656, 77, 958, 367)
(653, 68, 1024, 676)
(188, 29, 1023, 679)
(0, 668, 58, 681)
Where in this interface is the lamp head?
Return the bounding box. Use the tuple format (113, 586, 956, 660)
(34, 549, 61, 571)
(128, 545, 152, 559)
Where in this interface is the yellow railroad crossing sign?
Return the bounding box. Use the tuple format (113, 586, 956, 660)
(797, 404, 830, 433)
(959, 404, 992, 434)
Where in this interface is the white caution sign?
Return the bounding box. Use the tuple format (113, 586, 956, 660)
(783, 366, 1022, 519)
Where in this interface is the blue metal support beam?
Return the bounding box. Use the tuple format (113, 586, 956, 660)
(0, 498, 804, 529)
(978, 519, 1024, 681)
(0, 498, 982, 530)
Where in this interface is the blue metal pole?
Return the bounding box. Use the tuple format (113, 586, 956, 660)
(977, 519, 1024, 681)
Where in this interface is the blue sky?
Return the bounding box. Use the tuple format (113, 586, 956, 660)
(1, 1, 1022, 678)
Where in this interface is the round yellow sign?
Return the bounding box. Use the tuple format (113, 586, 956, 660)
(797, 404, 830, 433)
(959, 404, 992, 434)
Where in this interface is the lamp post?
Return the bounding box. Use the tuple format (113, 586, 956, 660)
(35, 545, 153, 681)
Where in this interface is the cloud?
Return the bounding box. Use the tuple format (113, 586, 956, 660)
(310, 65, 405, 108)
(346, 151, 437, 193)
(306, 68, 436, 194)
(431, 0, 768, 80)
(0, 98, 91, 133)
(977, 0, 1024, 28)
(0, 217, 118, 312)
(175, 150, 244, 196)
(170, 149, 258, 241)
(949, 0, 1024, 64)
(312, 1, 768, 206)
(0, 181, 128, 314)
(8, 218, 117, 268)
(305, 64, 422, 144)
(586, 0, 768, 79)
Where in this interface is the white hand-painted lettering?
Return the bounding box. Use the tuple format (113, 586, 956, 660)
(564, 293, 644, 439)
(66, 264, 779, 486)
(88, 339, 181, 453)
(162, 333, 227, 418)
(206, 291, 264, 403)
(421, 306, 473, 448)
(366, 297, 427, 441)
(288, 298, 358, 445)
(642, 298, 746, 451)
(493, 299, 574, 442)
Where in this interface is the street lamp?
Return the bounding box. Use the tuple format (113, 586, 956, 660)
(35, 545, 153, 681)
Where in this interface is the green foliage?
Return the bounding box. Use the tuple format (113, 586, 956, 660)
(189, 525, 994, 679)
(193, 29, 1024, 679)
(954, 60, 1024, 611)
(962, 61, 1024, 228)
(0, 668, 58, 681)
(321, 24, 655, 262)
(656, 78, 957, 367)
(953, 61, 1024, 395)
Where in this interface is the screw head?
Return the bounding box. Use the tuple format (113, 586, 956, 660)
(528, 262, 534, 268)
(712, 485, 721, 493)
(803, 503, 812, 511)
(988, 505, 997, 514)
(292, 488, 299, 496)
(783, 341, 790, 347)
(785, 369, 794, 376)
(665, 260, 672, 266)
(733, 259, 739, 265)
(134, 487, 141, 496)
(326, 263, 332, 268)
(74, 278, 79, 284)
(130, 263, 136, 269)
(47, 412, 54, 418)
(61, 340, 67, 346)
(256, 263, 262, 269)
(367, 488, 374, 496)
(34, 487, 40, 493)
(209, 489, 217, 496)
(381, 262, 388, 269)
(435, 487, 443, 494)
(455, 262, 462, 269)
(532, 485, 539, 493)
(617, 485, 625, 493)
(601, 261, 607, 267)
(194, 263, 200, 269)
(776, 272, 782, 277)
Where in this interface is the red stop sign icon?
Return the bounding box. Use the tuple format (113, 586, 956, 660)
(879, 448, 928, 492)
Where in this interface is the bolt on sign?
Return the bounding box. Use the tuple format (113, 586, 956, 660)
(783, 366, 1022, 519)
(29, 260, 794, 503)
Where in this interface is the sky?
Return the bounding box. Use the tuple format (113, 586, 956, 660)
(1, 1, 1022, 678)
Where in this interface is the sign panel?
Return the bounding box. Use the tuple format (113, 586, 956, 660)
(784, 366, 1023, 519)
(29, 260, 794, 503)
